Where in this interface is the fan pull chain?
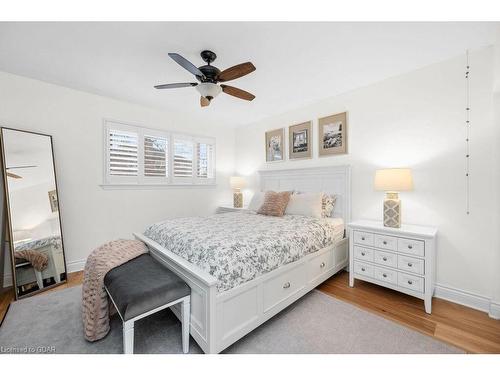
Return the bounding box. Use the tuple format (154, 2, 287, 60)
(465, 50, 471, 215)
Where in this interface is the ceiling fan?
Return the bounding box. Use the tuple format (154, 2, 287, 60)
(154, 50, 256, 107)
(6, 165, 37, 179)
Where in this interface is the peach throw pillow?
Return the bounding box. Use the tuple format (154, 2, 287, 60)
(257, 191, 291, 217)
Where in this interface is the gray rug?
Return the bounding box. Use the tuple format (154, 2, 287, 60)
(0, 286, 463, 354)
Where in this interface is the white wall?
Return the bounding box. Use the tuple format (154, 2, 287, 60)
(0, 71, 235, 271)
(235, 46, 498, 311)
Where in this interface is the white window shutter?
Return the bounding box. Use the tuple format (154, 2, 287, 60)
(144, 134, 168, 178)
(173, 137, 194, 181)
(196, 141, 215, 181)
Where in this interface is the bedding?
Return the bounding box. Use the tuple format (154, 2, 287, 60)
(143, 211, 344, 292)
(257, 191, 291, 216)
(285, 192, 323, 218)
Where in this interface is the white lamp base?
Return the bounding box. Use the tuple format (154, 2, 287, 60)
(383, 192, 401, 228)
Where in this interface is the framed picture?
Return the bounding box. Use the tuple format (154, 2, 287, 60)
(48, 190, 58, 213)
(289, 121, 312, 159)
(265, 128, 285, 162)
(318, 112, 347, 156)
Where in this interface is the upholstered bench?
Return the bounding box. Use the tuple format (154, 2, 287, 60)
(103, 254, 191, 354)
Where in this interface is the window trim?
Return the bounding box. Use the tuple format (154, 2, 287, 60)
(102, 119, 216, 188)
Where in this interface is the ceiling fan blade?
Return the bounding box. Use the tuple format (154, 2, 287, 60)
(6, 165, 37, 169)
(7, 172, 22, 179)
(217, 62, 256, 82)
(168, 53, 205, 78)
(220, 85, 255, 101)
(154, 82, 198, 89)
(200, 96, 210, 107)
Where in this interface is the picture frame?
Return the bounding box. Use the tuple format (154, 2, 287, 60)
(265, 128, 285, 162)
(289, 121, 312, 160)
(318, 112, 347, 156)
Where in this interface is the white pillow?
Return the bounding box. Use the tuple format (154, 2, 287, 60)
(248, 191, 265, 211)
(285, 192, 323, 218)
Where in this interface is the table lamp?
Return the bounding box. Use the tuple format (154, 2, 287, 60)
(230, 176, 246, 208)
(374, 168, 413, 228)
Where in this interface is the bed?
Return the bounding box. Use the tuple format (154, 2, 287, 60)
(134, 165, 351, 353)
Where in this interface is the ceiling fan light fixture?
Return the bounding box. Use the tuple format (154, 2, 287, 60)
(196, 82, 222, 100)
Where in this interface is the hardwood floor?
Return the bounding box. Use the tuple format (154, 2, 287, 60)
(318, 271, 500, 353)
(1, 270, 499, 353)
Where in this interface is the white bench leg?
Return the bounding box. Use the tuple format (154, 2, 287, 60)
(181, 296, 190, 354)
(123, 320, 134, 354)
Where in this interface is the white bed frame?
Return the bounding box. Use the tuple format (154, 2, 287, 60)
(134, 165, 351, 353)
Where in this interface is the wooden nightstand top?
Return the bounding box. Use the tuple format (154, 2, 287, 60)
(348, 219, 437, 238)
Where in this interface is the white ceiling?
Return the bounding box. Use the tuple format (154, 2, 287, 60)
(0, 22, 497, 127)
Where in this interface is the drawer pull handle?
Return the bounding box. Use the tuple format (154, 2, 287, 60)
(407, 280, 413, 285)
(383, 257, 387, 261)
(408, 244, 413, 249)
(382, 273, 387, 278)
(361, 237, 365, 241)
(320, 262, 326, 268)
(383, 241, 387, 245)
(361, 252, 366, 256)
(283, 282, 291, 289)
(361, 267, 366, 272)
(408, 262, 413, 267)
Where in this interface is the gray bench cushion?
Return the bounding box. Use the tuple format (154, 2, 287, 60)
(104, 254, 190, 321)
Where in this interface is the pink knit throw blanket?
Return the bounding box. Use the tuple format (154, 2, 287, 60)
(82, 239, 148, 342)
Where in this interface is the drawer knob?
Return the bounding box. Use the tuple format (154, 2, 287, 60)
(361, 252, 366, 256)
(320, 262, 326, 268)
(361, 267, 366, 272)
(407, 280, 413, 285)
(408, 262, 413, 267)
(361, 237, 365, 241)
(408, 244, 413, 249)
(383, 241, 387, 245)
(382, 273, 387, 278)
(283, 282, 291, 289)
(383, 257, 387, 261)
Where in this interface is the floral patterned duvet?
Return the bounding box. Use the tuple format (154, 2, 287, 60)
(143, 211, 344, 292)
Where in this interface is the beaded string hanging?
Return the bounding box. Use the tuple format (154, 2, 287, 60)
(465, 50, 470, 215)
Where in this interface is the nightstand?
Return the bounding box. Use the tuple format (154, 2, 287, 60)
(216, 205, 249, 214)
(348, 220, 437, 313)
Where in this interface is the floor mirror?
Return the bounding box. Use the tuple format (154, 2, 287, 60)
(0, 127, 67, 300)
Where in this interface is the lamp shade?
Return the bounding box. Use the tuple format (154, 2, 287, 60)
(230, 176, 246, 190)
(374, 168, 413, 192)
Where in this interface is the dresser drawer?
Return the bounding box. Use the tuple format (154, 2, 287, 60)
(373, 266, 397, 285)
(353, 231, 374, 246)
(397, 238, 425, 257)
(373, 249, 397, 268)
(354, 246, 374, 262)
(308, 250, 331, 283)
(353, 261, 374, 278)
(263, 263, 306, 312)
(398, 272, 424, 293)
(374, 234, 397, 251)
(397, 254, 424, 275)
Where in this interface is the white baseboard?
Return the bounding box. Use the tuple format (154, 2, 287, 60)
(489, 301, 500, 319)
(435, 283, 499, 319)
(66, 258, 86, 273)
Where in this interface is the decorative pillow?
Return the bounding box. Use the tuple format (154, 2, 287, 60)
(257, 191, 292, 217)
(322, 193, 337, 218)
(285, 192, 323, 218)
(248, 191, 265, 211)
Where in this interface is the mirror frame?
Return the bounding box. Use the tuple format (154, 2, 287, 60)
(0, 127, 68, 300)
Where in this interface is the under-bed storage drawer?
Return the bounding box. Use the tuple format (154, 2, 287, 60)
(308, 250, 332, 284)
(263, 263, 306, 312)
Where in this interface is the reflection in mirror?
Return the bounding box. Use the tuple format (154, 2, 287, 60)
(1, 128, 67, 299)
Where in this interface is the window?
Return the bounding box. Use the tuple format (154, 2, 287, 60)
(104, 120, 215, 186)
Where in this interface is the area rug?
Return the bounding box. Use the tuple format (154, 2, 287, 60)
(0, 286, 463, 354)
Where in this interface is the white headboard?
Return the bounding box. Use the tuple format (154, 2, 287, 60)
(258, 165, 351, 224)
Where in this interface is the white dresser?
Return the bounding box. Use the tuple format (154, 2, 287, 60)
(348, 220, 437, 313)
